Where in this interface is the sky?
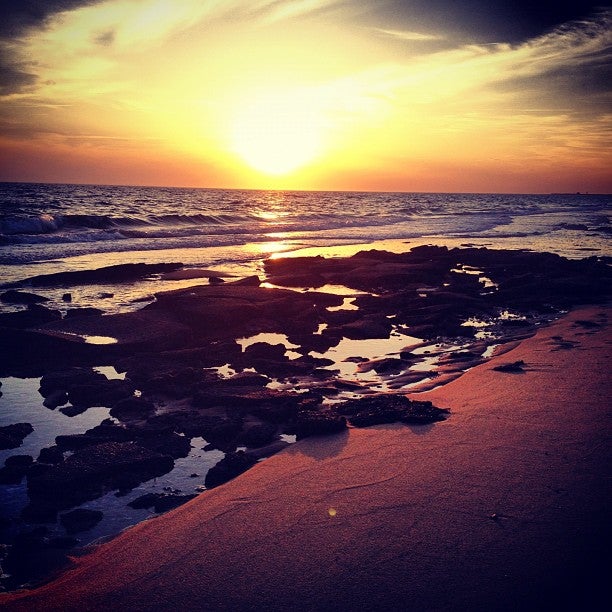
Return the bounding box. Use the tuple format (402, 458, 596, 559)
(0, 0, 610, 193)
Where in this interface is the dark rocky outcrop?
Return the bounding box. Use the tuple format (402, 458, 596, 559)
(0, 290, 49, 305)
(492, 360, 525, 373)
(204, 451, 258, 489)
(0, 422, 33, 450)
(38, 446, 64, 464)
(1, 527, 74, 590)
(59, 508, 104, 533)
(0, 304, 61, 329)
(237, 423, 277, 448)
(18, 262, 184, 287)
(64, 307, 105, 319)
(26, 442, 174, 511)
(67, 379, 135, 409)
(0, 454, 34, 484)
(127, 492, 196, 513)
(109, 396, 156, 420)
(288, 410, 347, 440)
(39, 368, 107, 397)
(336, 395, 449, 427)
(43, 390, 69, 409)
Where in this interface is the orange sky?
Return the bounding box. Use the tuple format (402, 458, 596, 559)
(1, 1, 610, 193)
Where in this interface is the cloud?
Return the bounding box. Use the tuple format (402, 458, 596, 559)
(0, 61, 37, 96)
(93, 29, 116, 46)
(0, 0, 107, 94)
(375, 28, 443, 42)
(0, 0, 106, 37)
(362, 1, 611, 44)
(372, 10, 612, 110)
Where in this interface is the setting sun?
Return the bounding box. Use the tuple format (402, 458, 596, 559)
(230, 91, 326, 176)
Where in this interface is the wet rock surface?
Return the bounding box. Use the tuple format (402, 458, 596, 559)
(204, 451, 258, 489)
(59, 509, 103, 534)
(0, 290, 49, 305)
(0, 423, 34, 450)
(17, 262, 184, 288)
(335, 395, 449, 427)
(127, 492, 196, 513)
(0, 455, 34, 484)
(25, 442, 175, 514)
(492, 360, 526, 373)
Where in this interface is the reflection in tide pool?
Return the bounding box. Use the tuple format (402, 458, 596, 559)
(0, 376, 113, 463)
(83, 335, 118, 345)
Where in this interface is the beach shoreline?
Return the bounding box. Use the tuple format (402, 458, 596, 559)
(1, 303, 609, 610)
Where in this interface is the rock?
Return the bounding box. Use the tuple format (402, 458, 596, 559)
(59, 508, 104, 533)
(38, 446, 64, 464)
(26, 442, 174, 509)
(59, 405, 88, 417)
(0, 455, 33, 484)
(20, 499, 58, 523)
(68, 379, 135, 409)
(357, 357, 405, 374)
(341, 317, 392, 340)
(62, 293, 72, 303)
(238, 423, 277, 448)
(229, 275, 261, 287)
(23, 262, 184, 287)
(192, 386, 302, 421)
(0, 304, 62, 329)
(0, 422, 34, 450)
(39, 368, 107, 397)
(573, 319, 600, 329)
(128, 493, 196, 513)
(0, 290, 49, 305)
(121, 362, 218, 398)
(243, 342, 287, 361)
(289, 411, 347, 439)
(55, 420, 191, 459)
(110, 396, 156, 419)
(492, 360, 525, 373)
(208, 276, 225, 285)
(204, 451, 257, 489)
(5, 454, 34, 468)
(1, 528, 73, 589)
(127, 493, 160, 509)
(215, 372, 270, 387)
(43, 390, 69, 409)
(137, 431, 191, 459)
(48, 536, 80, 549)
(336, 395, 448, 427)
(172, 415, 241, 447)
(64, 307, 104, 319)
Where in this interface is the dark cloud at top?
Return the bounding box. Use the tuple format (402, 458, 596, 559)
(0, 0, 106, 94)
(370, 0, 610, 42)
(0, 0, 104, 37)
(0, 0, 609, 96)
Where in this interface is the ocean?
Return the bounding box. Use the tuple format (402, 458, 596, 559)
(1, 183, 610, 294)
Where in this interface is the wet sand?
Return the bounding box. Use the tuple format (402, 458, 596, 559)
(2, 304, 610, 611)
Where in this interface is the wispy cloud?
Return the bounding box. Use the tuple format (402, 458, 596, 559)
(361, 10, 612, 109)
(375, 28, 443, 42)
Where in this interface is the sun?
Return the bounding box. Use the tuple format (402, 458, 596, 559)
(230, 91, 325, 176)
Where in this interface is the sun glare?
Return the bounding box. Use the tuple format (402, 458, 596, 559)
(230, 92, 325, 176)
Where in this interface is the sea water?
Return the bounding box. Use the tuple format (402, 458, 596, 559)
(1, 183, 609, 290)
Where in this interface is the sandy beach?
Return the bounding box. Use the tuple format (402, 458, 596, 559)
(2, 303, 609, 611)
